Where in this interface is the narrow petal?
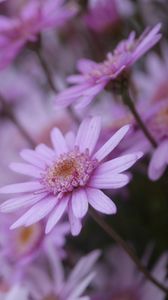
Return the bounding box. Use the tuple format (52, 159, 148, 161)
(75, 117, 101, 154)
(20, 149, 46, 169)
(94, 152, 143, 175)
(0, 192, 48, 212)
(71, 188, 88, 218)
(68, 202, 82, 236)
(0, 181, 43, 194)
(45, 195, 69, 233)
(93, 125, 130, 162)
(10, 197, 57, 229)
(148, 141, 168, 181)
(65, 131, 76, 150)
(89, 173, 130, 189)
(68, 272, 95, 300)
(35, 144, 55, 163)
(86, 188, 116, 214)
(51, 128, 68, 156)
(10, 163, 43, 178)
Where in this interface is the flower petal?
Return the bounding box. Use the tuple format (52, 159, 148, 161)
(10, 163, 43, 178)
(94, 152, 143, 175)
(75, 117, 101, 154)
(68, 201, 82, 236)
(51, 128, 68, 156)
(89, 173, 130, 189)
(86, 188, 116, 214)
(93, 125, 130, 162)
(45, 195, 69, 233)
(71, 188, 88, 218)
(20, 149, 46, 169)
(10, 196, 57, 229)
(0, 192, 48, 212)
(0, 181, 43, 194)
(148, 141, 168, 181)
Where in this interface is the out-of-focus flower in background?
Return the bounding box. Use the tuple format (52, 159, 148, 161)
(55, 24, 161, 109)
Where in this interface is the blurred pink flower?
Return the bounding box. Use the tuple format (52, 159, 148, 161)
(84, 0, 134, 33)
(146, 99, 168, 180)
(0, 0, 77, 69)
(92, 246, 168, 300)
(26, 248, 100, 300)
(0, 117, 142, 236)
(55, 24, 161, 109)
(0, 213, 70, 264)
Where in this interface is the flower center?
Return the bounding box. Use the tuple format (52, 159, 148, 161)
(13, 223, 44, 259)
(43, 147, 97, 194)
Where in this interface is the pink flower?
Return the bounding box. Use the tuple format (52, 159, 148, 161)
(145, 99, 168, 180)
(26, 248, 100, 300)
(0, 117, 142, 236)
(55, 24, 161, 109)
(0, 213, 70, 264)
(84, 0, 134, 33)
(0, 0, 77, 69)
(91, 246, 168, 300)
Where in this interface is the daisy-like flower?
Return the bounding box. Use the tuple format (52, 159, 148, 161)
(0, 117, 143, 236)
(55, 23, 161, 109)
(0, 0, 77, 69)
(26, 247, 100, 300)
(0, 214, 70, 264)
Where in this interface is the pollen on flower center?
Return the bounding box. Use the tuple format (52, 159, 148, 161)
(20, 226, 34, 244)
(42, 146, 97, 194)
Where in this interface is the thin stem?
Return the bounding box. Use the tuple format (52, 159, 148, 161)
(0, 96, 35, 148)
(122, 89, 157, 148)
(36, 47, 80, 124)
(90, 208, 168, 294)
(36, 48, 57, 93)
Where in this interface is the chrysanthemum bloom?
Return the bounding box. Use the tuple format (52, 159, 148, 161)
(0, 117, 143, 236)
(0, 214, 69, 264)
(91, 246, 168, 300)
(84, 0, 134, 33)
(0, 0, 77, 69)
(26, 248, 100, 300)
(55, 23, 161, 109)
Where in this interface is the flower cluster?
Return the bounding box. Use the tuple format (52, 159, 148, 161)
(0, 0, 167, 299)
